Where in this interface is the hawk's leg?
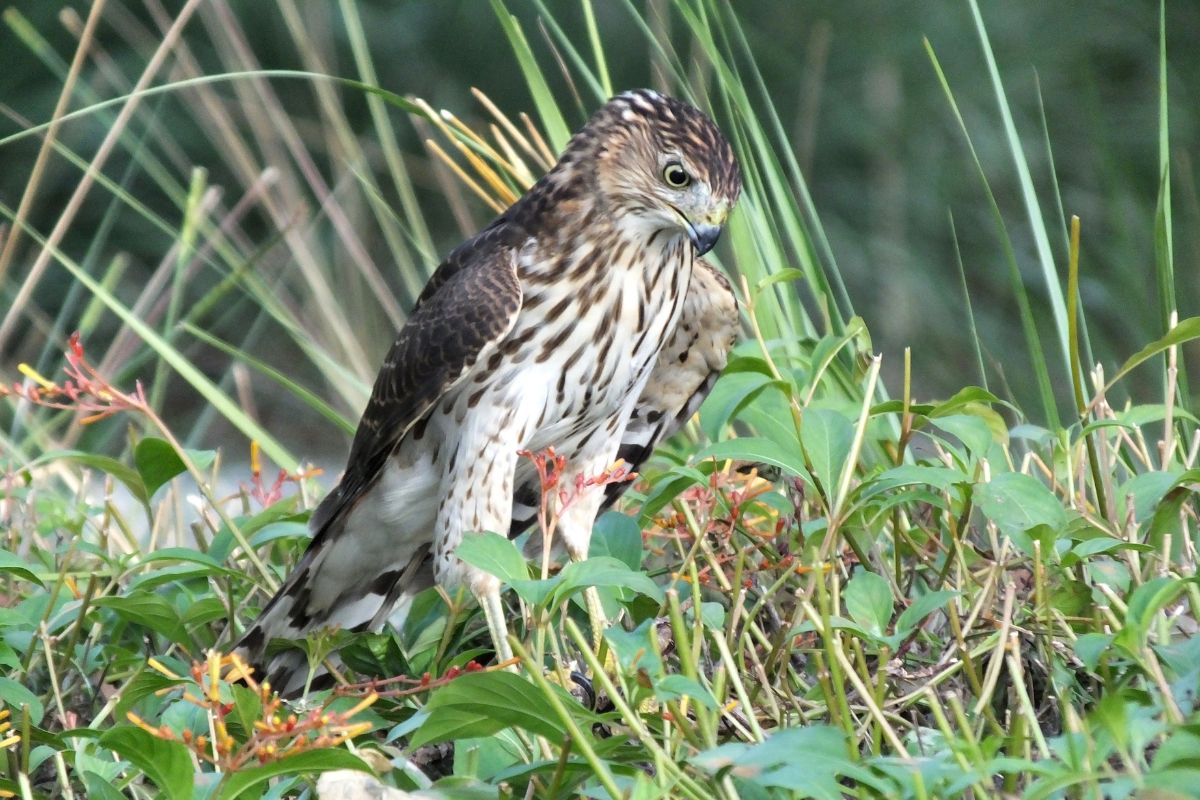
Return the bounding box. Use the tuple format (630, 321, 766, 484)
(434, 423, 522, 668)
(557, 457, 617, 650)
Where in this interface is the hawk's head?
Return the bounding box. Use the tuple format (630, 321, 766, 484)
(560, 89, 742, 255)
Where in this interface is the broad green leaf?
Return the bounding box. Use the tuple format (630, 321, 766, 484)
(857, 465, 969, 499)
(1074, 633, 1115, 672)
(895, 590, 958, 636)
(93, 594, 191, 646)
(0, 677, 44, 725)
(929, 386, 1004, 416)
(81, 773, 128, 800)
(1115, 576, 1189, 654)
(695, 437, 810, 482)
(136, 547, 234, 575)
(413, 670, 566, 746)
(113, 670, 185, 723)
(1115, 403, 1200, 428)
(134, 437, 216, 499)
(700, 372, 786, 443)
(974, 472, 1067, 537)
(452, 730, 525, 782)
(605, 618, 664, 676)
(692, 725, 879, 798)
(248, 520, 311, 548)
(454, 532, 529, 584)
(655, 675, 719, 710)
(28, 450, 148, 506)
(589, 512, 643, 569)
(928, 414, 994, 460)
(1063, 537, 1153, 568)
(506, 575, 562, 606)
(215, 748, 371, 800)
(1125, 575, 1186, 630)
(0, 550, 44, 587)
(1117, 470, 1184, 524)
(101, 726, 193, 800)
(801, 408, 854, 493)
(553, 556, 663, 604)
(843, 571, 892, 638)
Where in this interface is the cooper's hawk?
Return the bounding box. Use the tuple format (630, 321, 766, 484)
(237, 89, 742, 692)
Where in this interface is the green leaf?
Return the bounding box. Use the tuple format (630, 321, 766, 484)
(589, 512, 643, 570)
(895, 590, 958, 636)
(28, 450, 148, 506)
(1117, 470, 1183, 524)
(637, 465, 710, 520)
(413, 671, 566, 746)
(929, 386, 1004, 416)
(1063, 537, 1153, 568)
(0, 677, 44, 725)
(801, 409, 854, 492)
(857, 465, 969, 499)
(974, 472, 1067, 537)
(101, 725, 194, 800)
(843, 571, 892, 638)
(656, 675, 719, 710)
(692, 726, 877, 797)
(1115, 576, 1188, 655)
(928, 414, 994, 460)
(1074, 633, 1115, 672)
(0, 550, 44, 587)
(605, 618, 664, 677)
(248, 520, 311, 548)
(701, 368, 787, 440)
(93, 594, 191, 646)
(454, 532, 529, 584)
(81, 772, 128, 800)
(113, 669, 185, 724)
(1108, 316, 1200, 389)
(695, 437, 810, 482)
(134, 438, 216, 499)
(214, 748, 371, 800)
(553, 556, 663, 604)
(137, 547, 235, 576)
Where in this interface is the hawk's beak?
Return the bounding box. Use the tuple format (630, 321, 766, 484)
(687, 222, 723, 256)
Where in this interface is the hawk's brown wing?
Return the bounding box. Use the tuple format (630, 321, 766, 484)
(235, 233, 522, 684)
(309, 235, 523, 543)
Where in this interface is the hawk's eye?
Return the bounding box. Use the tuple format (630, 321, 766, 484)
(662, 162, 691, 188)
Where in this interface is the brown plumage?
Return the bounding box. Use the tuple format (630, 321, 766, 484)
(237, 89, 742, 693)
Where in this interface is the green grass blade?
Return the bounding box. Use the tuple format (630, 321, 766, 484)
(0, 201, 298, 470)
(968, 0, 1070, 376)
(489, 0, 572, 151)
(926, 38, 1060, 428)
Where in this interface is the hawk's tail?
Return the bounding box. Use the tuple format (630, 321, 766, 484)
(232, 524, 434, 697)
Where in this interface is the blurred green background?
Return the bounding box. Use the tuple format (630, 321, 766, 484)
(1, 1, 1196, 458)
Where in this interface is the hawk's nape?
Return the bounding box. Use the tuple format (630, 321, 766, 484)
(235, 89, 742, 695)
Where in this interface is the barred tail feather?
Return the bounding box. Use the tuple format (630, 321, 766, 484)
(234, 506, 435, 695)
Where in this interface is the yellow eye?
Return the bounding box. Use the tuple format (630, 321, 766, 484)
(663, 162, 691, 188)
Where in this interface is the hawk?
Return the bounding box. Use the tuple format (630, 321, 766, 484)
(237, 89, 742, 692)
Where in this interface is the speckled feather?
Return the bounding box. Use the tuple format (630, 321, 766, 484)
(236, 90, 741, 692)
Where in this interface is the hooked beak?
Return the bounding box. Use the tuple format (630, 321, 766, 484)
(687, 222, 723, 256)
